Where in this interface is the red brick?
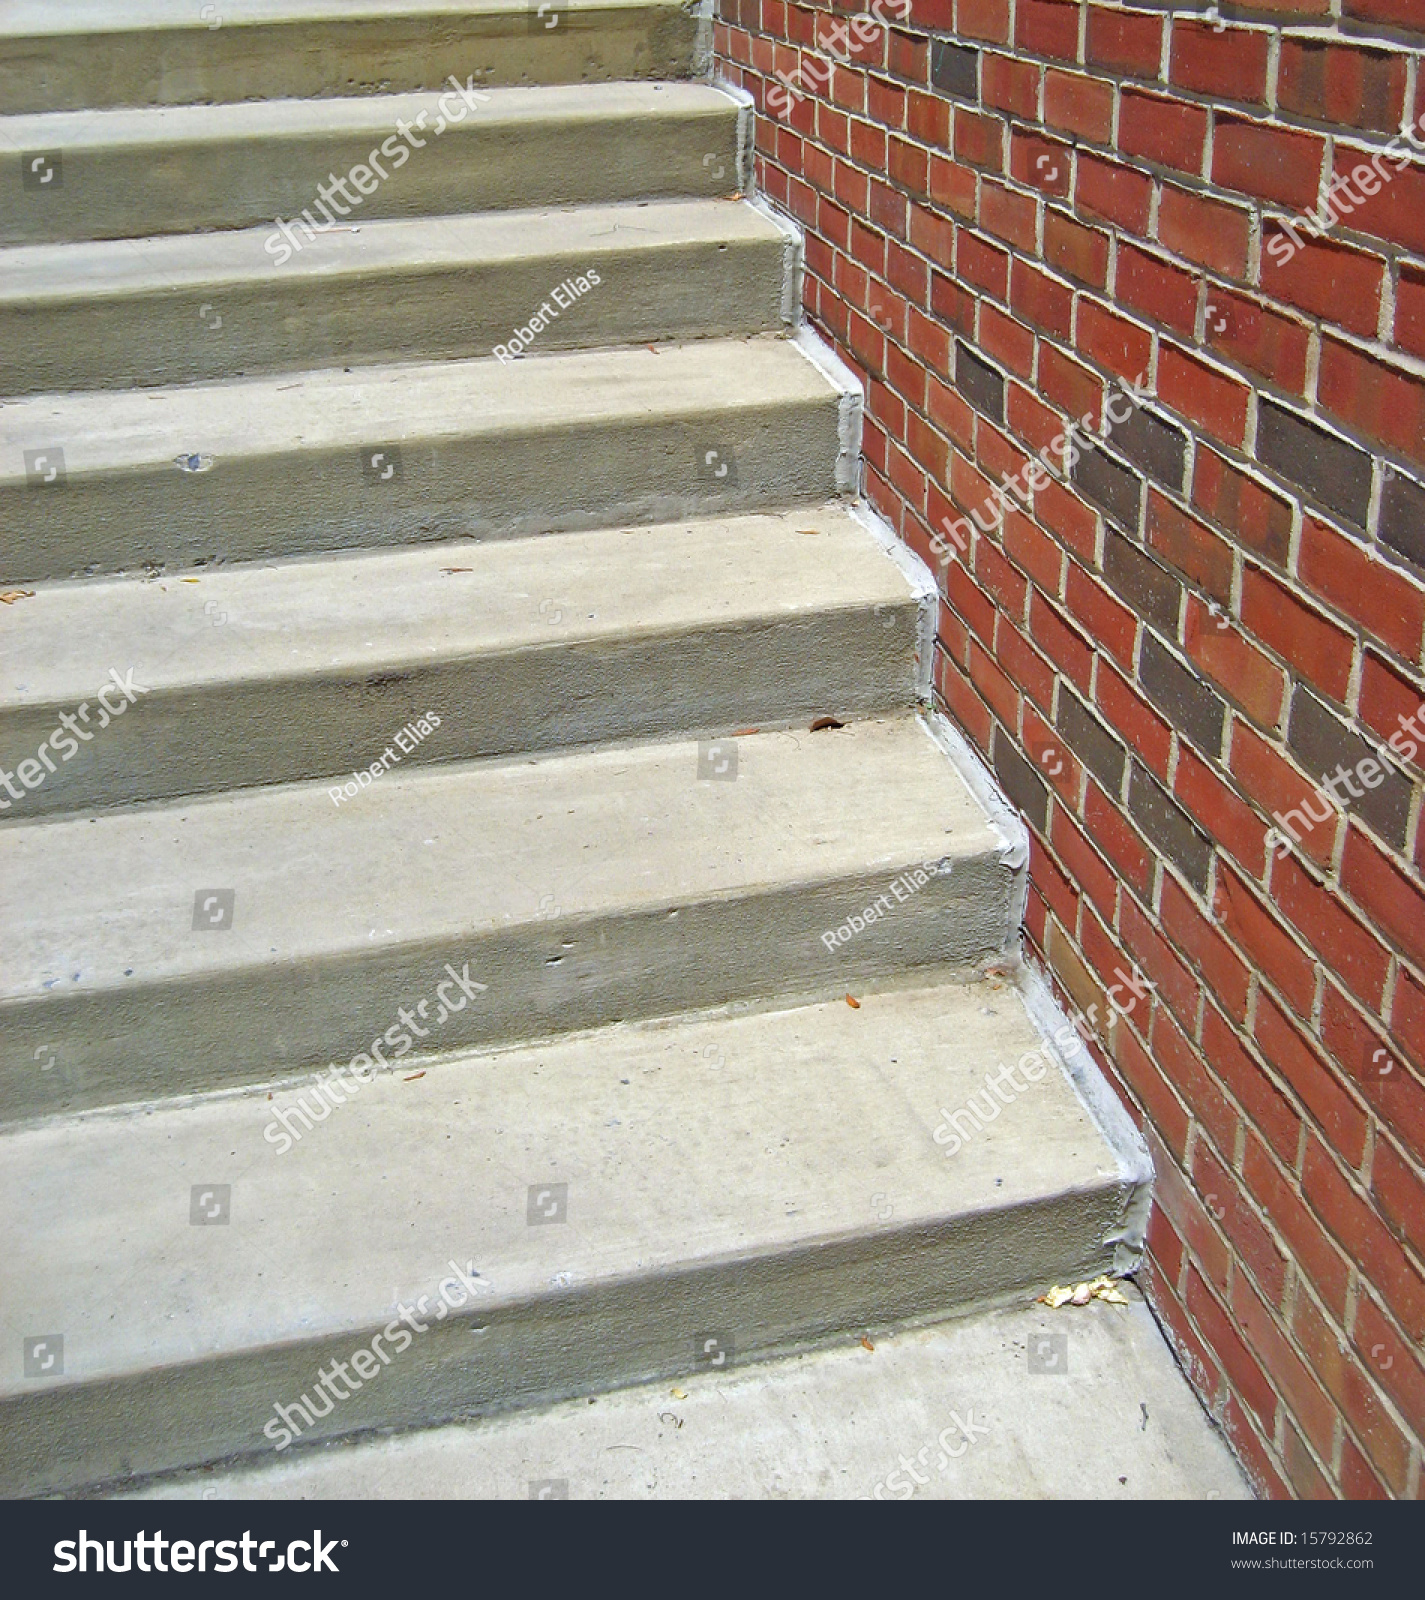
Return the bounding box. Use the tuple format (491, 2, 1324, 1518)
(1007, 381, 1067, 462)
(938, 653, 994, 747)
(928, 153, 977, 219)
(956, 232, 1010, 300)
(1352, 1291, 1425, 1441)
(1116, 1026, 1191, 1159)
(1243, 1132, 1350, 1318)
(1031, 830, 1081, 931)
(995, 608, 1058, 711)
(1155, 1008, 1238, 1154)
(1158, 343, 1250, 448)
(1077, 297, 1153, 387)
(1327, 145, 1425, 258)
(1282, 1423, 1334, 1499)
(1356, 650, 1425, 767)
(1344, 0, 1425, 29)
(1147, 1202, 1185, 1288)
(1035, 475, 1099, 565)
(1139, 1249, 1224, 1412)
(1038, 343, 1104, 424)
(1304, 1138, 1425, 1343)
(1257, 989, 1369, 1165)
(1214, 864, 1316, 1019)
(906, 87, 950, 150)
(1115, 241, 1197, 336)
(930, 271, 976, 338)
(1044, 209, 1110, 290)
(1160, 872, 1251, 1022)
(1365, 1083, 1425, 1242)
(1085, 778, 1155, 894)
(1145, 490, 1232, 601)
(888, 25, 931, 83)
(1295, 1264, 1416, 1492)
(1193, 449, 1292, 566)
(1298, 516, 1425, 664)
(927, 371, 975, 450)
(1096, 661, 1173, 779)
(1241, 565, 1355, 703)
(979, 301, 1036, 380)
(1119, 88, 1208, 177)
(1278, 38, 1407, 136)
(1342, 824, 1425, 970)
(1157, 184, 1251, 278)
(888, 135, 928, 196)
(1213, 115, 1326, 209)
(1175, 743, 1269, 878)
(1393, 964, 1425, 1078)
(1014, 0, 1079, 63)
(1049, 805, 1121, 921)
(1339, 1435, 1392, 1499)
(1085, 5, 1163, 79)
(953, 106, 1005, 172)
(1272, 856, 1391, 1013)
(1200, 286, 1310, 396)
(1118, 892, 1198, 1029)
(968, 635, 1021, 731)
(958, 0, 1011, 46)
(1260, 233, 1386, 342)
(1010, 127, 1072, 199)
(1228, 723, 1339, 874)
(1184, 594, 1285, 730)
(980, 50, 1039, 119)
(1066, 562, 1139, 670)
(1075, 151, 1153, 232)
(1030, 588, 1094, 692)
(1043, 68, 1115, 145)
(979, 177, 1039, 254)
(1010, 258, 1073, 340)
(1318, 336, 1425, 467)
(1396, 263, 1425, 361)
(1169, 20, 1270, 107)
(867, 74, 907, 132)
(1186, 1265, 1278, 1430)
(1231, 1269, 1337, 1456)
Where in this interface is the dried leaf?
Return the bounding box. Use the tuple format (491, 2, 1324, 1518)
(0, 589, 36, 605)
(810, 715, 845, 732)
(440, 567, 472, 575)
(732, 727, 760, 736)
(180, 577, 201, 584)
(845, 993, 861, 1009)
(403, 1070, 426, 1081)
(796, 528, 821, 535)
(670, 1387, 688, 1400)
(1040, 1275, 1129, 1309)
(860, 1335, 875, 1352)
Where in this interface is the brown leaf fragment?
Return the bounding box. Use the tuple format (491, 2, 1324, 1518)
(403, 1071, 426, 1081)
(845, 993, 861, 1009)
(810, 716, 845, 732)
(0, 589, 36, 604)
(860, 1335, 875, 1352)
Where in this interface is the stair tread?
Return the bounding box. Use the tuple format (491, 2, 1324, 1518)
(0, 197, 780, 302)
(0, 971, 1133, 1395)
(0, 713, 1001, 997)
(0, 336, 832, 477)
(122, 1297, 1250, 1500)
(0, 505, 908, 708)
(0, 78, 732, 148)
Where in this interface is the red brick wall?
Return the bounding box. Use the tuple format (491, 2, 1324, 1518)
(716, 0, 1425, 1497)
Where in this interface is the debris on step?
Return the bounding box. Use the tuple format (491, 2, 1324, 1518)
(1040, 1275, 1130, 1308)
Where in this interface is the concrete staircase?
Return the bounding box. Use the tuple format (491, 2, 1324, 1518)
(0, 1, 1231, 1500)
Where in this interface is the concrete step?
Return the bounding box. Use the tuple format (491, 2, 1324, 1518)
(0, 711, 1022, 1121)
(0, 82, 747, 244)
(0, 967, 1151, 1497)
(0, 504, 927, 817)
(0, 333, 858, 585)
(0, 198, 797, 394)
(0, 0, 703, 115)
(123, 1293, 1249, 1500)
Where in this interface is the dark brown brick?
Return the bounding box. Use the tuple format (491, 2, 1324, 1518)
(931, 39, 980, 102)
(1140, 632, 1228, 758)
(1379, 467, 1425, 571)
(1129, 762, 1214, 893)
(1072, 441, 1143, 532)
(955, 341, 1006, 421)
(994, 727, 1050, 831)
(1286, 685, 1413, 851)
(1113, 404, 1189, 492)
(1057, 686, 1127, 794)
(1104, 529, 1184, 634)
(1257, 400, 1374, 532)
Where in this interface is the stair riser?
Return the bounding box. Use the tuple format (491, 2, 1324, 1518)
(2, 401, 848, 584)
(0, 1189, 1124, 1498)
(0, 605, 920, 817)
(2, 237, 791, 395)
(0, 8, 701, 115)
(0, 860, 1018, 1121)
(0, 106, 742, 245)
